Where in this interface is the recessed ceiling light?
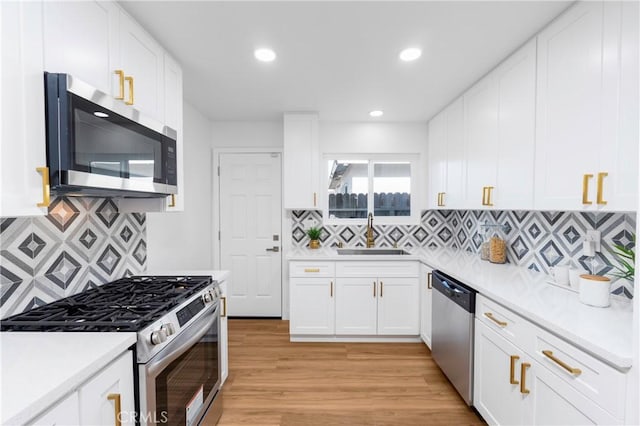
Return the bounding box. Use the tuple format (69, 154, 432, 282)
(254, 48, 276, 62)
(93, 112, 109, 118)
(369, 110, 384, 118)
(399, 47, 422, 62)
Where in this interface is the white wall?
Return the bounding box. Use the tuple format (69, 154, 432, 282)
(212, 121, 283, 148)
(146, 102, 214, 270)
(320, 122, 428, 154)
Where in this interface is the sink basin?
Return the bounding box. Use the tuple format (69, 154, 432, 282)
(336, 248, 410, 255)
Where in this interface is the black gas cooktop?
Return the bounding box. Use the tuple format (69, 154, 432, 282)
(0, 275, 212, 332)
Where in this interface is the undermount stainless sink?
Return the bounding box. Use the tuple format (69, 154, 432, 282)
(336, 248, 410, 255)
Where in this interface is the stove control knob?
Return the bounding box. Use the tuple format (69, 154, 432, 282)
(150, 329, 168, 345)
(202, 291, 213, 303)
(161, 323, 176, 336)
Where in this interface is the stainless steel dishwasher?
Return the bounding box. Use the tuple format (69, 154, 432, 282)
(431, 270, 476, 406)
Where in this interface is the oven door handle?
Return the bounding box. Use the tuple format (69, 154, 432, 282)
(146, 303, 219, 377)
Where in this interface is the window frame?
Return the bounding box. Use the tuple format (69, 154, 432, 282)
(322, 153, 420, 226)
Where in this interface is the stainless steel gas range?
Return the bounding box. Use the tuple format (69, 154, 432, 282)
(1, 275, 223, 426)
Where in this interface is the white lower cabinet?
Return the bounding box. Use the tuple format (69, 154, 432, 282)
(29, 391, 81, 426)
(220, 280, 229, 384)
(289, 260, 419, 339)
(79, 351, 135, 425)
(474, 294, 624, 425)
(419, 264, 433, 348)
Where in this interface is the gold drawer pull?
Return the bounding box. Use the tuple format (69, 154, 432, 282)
(520, 363, 530, 394)
(114, 70, 125, 100)
(427, 272, 432, 289)
(107, 393, 122, 426)
(330, 281, 333, 297)
(373, 281, 376, 297)
(380, 281, 383, 297)
(484, 312, 507, 327)
(510, 355, 520, 385)
(125, 76, 134, 105)
(596, 172, 608, 205)
(313, 192, 317, 207)
(485, 186, 494, 206)
(36, 167, 50, 208)
(221, 296, 227, 317)
(582, 174, 593, 205)
(542, 350, 582, 376)
(168, 194, 176, 207)
(304, 268, 320, 273)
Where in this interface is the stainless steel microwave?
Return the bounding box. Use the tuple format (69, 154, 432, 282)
(44, 72, 177, 198)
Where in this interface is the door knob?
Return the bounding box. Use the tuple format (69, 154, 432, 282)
(266, 246, 280, 252)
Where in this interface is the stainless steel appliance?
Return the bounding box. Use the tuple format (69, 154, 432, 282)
(44, 72, 178, 198)
(1, 275, 222, 425)
(431, 270, 476, 405)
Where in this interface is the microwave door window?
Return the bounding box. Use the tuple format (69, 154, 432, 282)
(72, 99, 163, 182)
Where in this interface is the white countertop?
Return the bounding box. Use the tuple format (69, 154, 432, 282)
(0, 332, 136, 425)
(288, 247, 634, 369)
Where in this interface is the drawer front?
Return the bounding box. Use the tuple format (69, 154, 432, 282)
(290, 261, 335, 278)
(476, 294, 534, 353)
(533, 327, 627, 419)
(336, 261, 419, 278)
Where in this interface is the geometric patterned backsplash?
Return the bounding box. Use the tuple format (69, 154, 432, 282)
(0, 197, 146, 318)
(291, 209, 636, 299)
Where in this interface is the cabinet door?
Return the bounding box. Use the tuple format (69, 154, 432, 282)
(473, 320, 526, 426)
(494, 39, 536, 210)
(28, 391, 80, 426)
(289, 277, 335, 335)
(419, 266, 433, 348)
(524, 359, 620, 425)
(335, 278, 377, 335)
(220, 280, 229, 384)
(376, 277, 419, 335)
(464, 75, 498, 209)
(444, 97, 466, 209)
(42, 0, 119, 95)
(163, 53, 184, 212)
(118, 10, 164, 121)
(283, 113, 320, 210)
(0, 0, 47, 218)
(79, 351, 135, 426)
(427, 110, 447, 209)
(534, 2, 608, 210)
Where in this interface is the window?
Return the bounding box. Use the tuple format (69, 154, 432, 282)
(324, 155, 419, 225)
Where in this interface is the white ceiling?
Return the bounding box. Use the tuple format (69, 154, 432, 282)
(120, 1, 572, 122)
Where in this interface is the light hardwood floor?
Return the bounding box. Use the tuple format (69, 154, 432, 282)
(204, 319, 485, 426)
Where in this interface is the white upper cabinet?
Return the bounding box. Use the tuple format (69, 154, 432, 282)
(117, 10, 165, 122)
(283, 113, 320, 210)
(1, 0, 48, 217)
(464, 39, 536, 210)
(534, 1, 636, 211)
(43, 0, 119, 95)
(427, 97, 465, 210)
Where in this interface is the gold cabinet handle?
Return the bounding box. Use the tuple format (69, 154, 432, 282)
(373, 281, 376, 297)
(520, 362, 531, 394)
(484, 312, 507, 327)
(380, 281, 383, 297)
(596, 172, 608, 205)
(36, 167, 50, 208)
(107, 393, 122, 426)
(481, 187, 487, 206)
(427, 272, 432, 289)
(168, 194, 176, 207)
(313, 192, 317, 207)
(437, 193, 441, 206)
(440, 192, 446, 207)
(582, 174, 593, 205)
(304, 268, 320, 273)
(330, 281, 333, 298)
(486, 186, 494, 207)
(542, 350, 582, 376)
(125, 76, 134, 105)
(221, 296, 227, 317)
(510, 355, 520, 385)
(114, 70, 125, 100)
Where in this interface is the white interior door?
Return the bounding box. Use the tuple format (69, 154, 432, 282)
(219, 153, 282, 317)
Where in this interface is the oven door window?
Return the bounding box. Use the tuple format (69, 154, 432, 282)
(69, 94, 165, 183)
(155, 316, 220, 425)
